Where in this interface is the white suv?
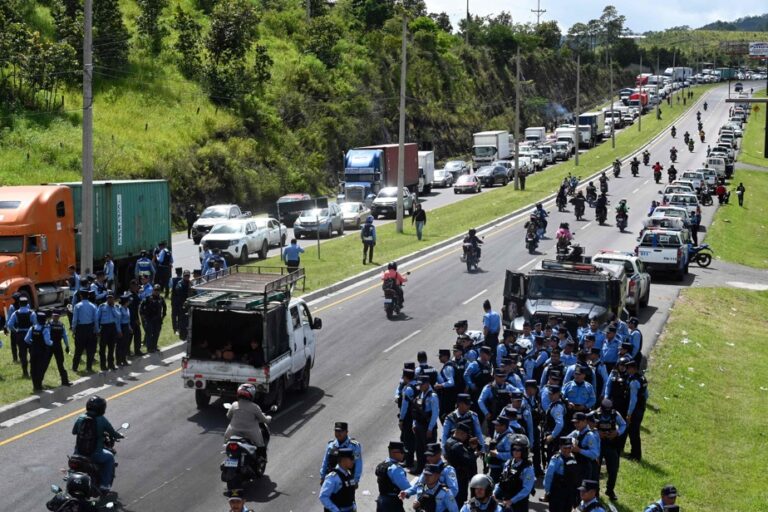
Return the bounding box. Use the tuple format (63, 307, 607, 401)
(593, 251, 652, 313)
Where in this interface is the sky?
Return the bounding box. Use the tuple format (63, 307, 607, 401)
(425, 0, 767, 34)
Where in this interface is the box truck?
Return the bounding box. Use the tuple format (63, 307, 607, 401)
(418, 150, 436, 194)
(472, 131, 511, 168)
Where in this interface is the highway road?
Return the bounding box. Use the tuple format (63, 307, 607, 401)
(0, 83, 744, 511)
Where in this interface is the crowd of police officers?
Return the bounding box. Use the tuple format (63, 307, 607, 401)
(316, 306, 679, 512)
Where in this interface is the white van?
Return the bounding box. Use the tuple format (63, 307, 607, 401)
(705, 157, 726, 178)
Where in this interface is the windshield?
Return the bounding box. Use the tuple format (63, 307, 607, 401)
(595, 258, 634, 273)
(655, 208, 686, 219)
(340, 203, 360, 213)
(456, 175, 474, 184)
(0, 236, 23, 253)
(671, 195, 697, 205)
(528, 275, 607, 304)
(210, 223, 243, 235)
(640, 232, 681, 247)
(378, 189, 398, 198)
(473, 146, 497, 158)
(445, 161, 464, 171)
(200, 206, 229, 219)
(253, 219, 270, 228)
(301, 208, 329, 218)
(476, 167, 493, 175)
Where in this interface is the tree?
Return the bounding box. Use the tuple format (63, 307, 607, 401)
(351, 0, 395, 30)
(205, 0, 258, 63)
(93, 0, 131, 68)
(429, 12, 452, 33)
(599, 5, 626, 48)
(172, 7, 202, 78)
(137, 0, 169, 54)
(304, 16, 342, 68)
(535, 20, 561, 50)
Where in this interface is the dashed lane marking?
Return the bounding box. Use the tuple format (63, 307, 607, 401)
(383, 330, 422, 354)
(462, 289, 488, 306)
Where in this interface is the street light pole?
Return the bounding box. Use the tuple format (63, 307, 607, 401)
(81, 0, 94, 274)
(514, 46, 521, 190)
(575, 52, 580, 166)
(638, 53, 642, 132)
(396, 13, 407, 233)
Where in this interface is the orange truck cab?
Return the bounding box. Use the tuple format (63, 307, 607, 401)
(0, 186, 76, 316)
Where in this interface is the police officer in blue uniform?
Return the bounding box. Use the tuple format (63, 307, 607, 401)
(402, 443, 459, 502)
(461, 474, 501, 512)
(116, 293, 133, 367)
(48, 310, 72, 386)
(441, 394, 485, 453)
(25, 312, 52, 391)
(415, 350, 439, 385)
(493, 434, 535, 512)
(435, 349, 458, 422)
(408, 463, 459, 512)
(134, 250, 155, 280)
(464, 346, 494, 416)
(580, 319, 606, 350)
(90, 271, 108, 304)
(596, 398, 626, 501)
(411, 375, 440, 474)
(542, 436, 580, 512)
(542, 384, 566, 463)
(96, 292, 122, 371)
(486, 415, 514, 483)
(482, 300, 501, 356)
(320, 422, 363, 485)
(577, 480, 606, 512)
(601, 326, 622, 371)
(319, 448, 357, 512)
(644, 484, 678, 512)
(398, 368, 418, 469)
(626, 359, 648, 460)
(562, 365, 597, 423)
(7, 296, 36, 378)
(153, 241, 173, 297)
(569, 412, 601, 481)
(444, 422, 479, 507)
(627, 317, 644, 365)
(376, 441, 411, 512)
(478, 371, 516, 434)
(72, 289, 97, 373)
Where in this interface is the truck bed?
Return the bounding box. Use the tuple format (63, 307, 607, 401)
(194, 266, 305, 294)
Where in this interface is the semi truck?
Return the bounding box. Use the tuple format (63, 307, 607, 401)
(0, 181, 171, 316)
(472, 131, 511, 168)
(663, 67, 693, 82)
(341, 144, 419, 200)
(628, 92, 649, 112)
(716, 67, 737, 80)
(418, 150, 436, 194)
(181, 266, 321, 409)
(578, 112, 605, 142)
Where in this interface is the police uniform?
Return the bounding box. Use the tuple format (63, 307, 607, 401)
(411, 377, 440, 473)
(90, 273, 108, 304)
(170, 268, 184, 332)
(153, 243, 173, 296)
(375, 442, 410, 512)
(494, 457, 536, 512)
(117, 294, 133, 366)
(486, 417, 513, 483)
(140, 287, 166, 352)
(128, 286, 143, 355)
(25, 314, 52, 391)
(173, 271, 193, 340)
(7, 300, 36, 377)
(443, 422, 478, 506)
(543, 437, 580, 512)
(398, 370, 417, 468)
(576, 480, 606, 512)
(411, 464, 459, 512)
(626, 361, 648, 460)
(72, 291, 97, 372)
(96, 295, 122, 371)
(319, 448, 357, 512)
(478, 378, 515, 434)
(569, 414, 601, 481)
(463, 348, 493, 414)
(595, 400, 626, 499)
(436, 350, 458, 420)
(542, 386, 567, 462)
(522, 381, 543, 473)
(441, 396, 485, 452)
(48, 311, 71, 386)
(320, 422, 363, 484)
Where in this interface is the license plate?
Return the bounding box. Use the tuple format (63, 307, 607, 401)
(384, 299, 393, 304)
(224, 458, 239, 468)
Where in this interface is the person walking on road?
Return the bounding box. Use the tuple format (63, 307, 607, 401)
(412, 203, 427, 241)
(736, 182, 745, 207)
(361, 216, 376, 265)
(283, 238, 305, 273)
(72, 289, 97, 373)
(319, 448, 358, 512)
(116, 293, 133, 367)
(319, 422, 363, 485)
(185, 204, 197, 239)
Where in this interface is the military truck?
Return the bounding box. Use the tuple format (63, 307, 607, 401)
(502, 259, 627, 334)
(181, 266, 321, 409)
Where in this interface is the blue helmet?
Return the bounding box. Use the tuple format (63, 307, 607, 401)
(366, 215, 374, 224)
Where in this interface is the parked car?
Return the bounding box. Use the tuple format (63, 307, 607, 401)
(592, 250, 651, 313)
(276, 193, 312, 226)
(199, 219, 270, 264)
(475, 165, 509, 187)
(665, 193, 701, 217)
(453, 174, 482, 194)
(433, 169, 455, 188)
(293, 204, 344, 238)
(444, 160, 470, 180)
(371, 187, 416, 218)
(253, 217, 288, 247)
(339, 201, 370, 228)
(191, 204, 251, 244)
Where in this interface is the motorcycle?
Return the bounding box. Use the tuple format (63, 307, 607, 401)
(383, 278, 405, 319)
(556, 243, 585, 263)
(221, 403, 275, 490)
(596, 205, 608, 225)
(670, 150, 677, 163)
(568, 177, 580, 196)
(703, 102, 708, 111)
(688, 244, 713, 267)
(612, 162, 621, 178)
(525, 231, 538, 254)
(671, 127, 677, 138)
(599, 179, 609, 195)
(654, 170, 662, 184)
(699, 187, 713, 206)
(696, 112, 701, 122)
(700, 132, 705, 143)
(630, 162, 640, 177)
(688, 140, 694, 152)
(683, 133, 690, 145)
(586, 188, 597, 207)
(47, 483, 115, 512)
(642, 152, 650, 166)
(556, 194, 567, 212)
(65, 423, 130, 499)
(462, 243, 481, 272)
(574, 202, 585, 221)
(615, 212, 628, 232)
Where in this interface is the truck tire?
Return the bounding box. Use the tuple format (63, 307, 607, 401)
(195, 389, 210, 409)
(271, 378, 285, 410)
(640, 288, 650, 308)
(424, 185, 432, 194)
(297, 361, 311, 393)
(258, 241, 268, 260)
(240, 246, 249, 264)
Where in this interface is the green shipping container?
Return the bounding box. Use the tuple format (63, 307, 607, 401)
(57, 180, 171, 264)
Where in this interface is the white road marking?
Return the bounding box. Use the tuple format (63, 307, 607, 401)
(144, 365, 159, 371)
(462, 289, 488, 306)
(0, 408, 50, 429)
(726, 281, 768, 291)
(383, 330, 423, 353)
(162, 353, 185, 365)
(68, 384, 111, 401)
(580, 222, 593, 230)
(632, 188, 640, 194)
(517, 257, 537, 271)
(643, 179, 649, 185)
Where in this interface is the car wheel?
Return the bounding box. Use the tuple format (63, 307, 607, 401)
(281, 233, 287, 246)
(454, 189, 459, 194)
(339, 222, 344, 236)
(195, 389, 210, 409)
(258, 241, 268, 260)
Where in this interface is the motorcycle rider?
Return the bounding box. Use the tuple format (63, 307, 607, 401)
(598, 173, 609, 194)
(687, 138, 694, 152)
(615, 199, 629, 219)
(669, 146, 677, 162)
(585, 182, 597, 204)
(46, 473, 99, 512)
(667, 165, 677, 183)
(683, 131, 690, 144)
(595, 193, 609, 224)
(556, 186, 568, 211)
(225, 383, 272, 451)
(696, 110, 701, 122)
(569, 192, 586, 220)
(524, 215, 540, 248)
(72, 395, 123, 493)
(642, 150, 650, 166)
(652, 162, 663, 183)
(670, 125, 676, 138)
(555, 223, 573, 248)
(533, 203, 548, 236)
(612, 159, 621, 177)
(699, 129, 705, 143)
(463, 229, 483, 261)
(703, 101, 708, 111)
(630, 157, 640, 176)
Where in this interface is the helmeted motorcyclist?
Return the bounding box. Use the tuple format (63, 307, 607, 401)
(556, 186, 568, 210)
(671, 125, 676, 137)
(668, 165, 677, 182)
(524, 215, 540, 244)
(703, 101, 708, 111)
(630, 157, 640, 174)
(570, 191, 586, 219)
(642, 150, 650, 165)
(556, 223, 573, 244)
(46, 473, 99, 512)
(652, 161, 663, 175)
(460, 474, 500, 512)
(382, 261, 407, 306)
(599, 173, 609, 194)
(683, 131, 690, 143)
(225, 383, 272, 448)
(72, 395, 123, 493)
(533, 203, 548, 235)
(688, 138, 695, 151)
(586, 181, 597, 202)
(613, 159, 621, 172)
(595, 193, 609, 222)
(615, 199, 629, 216)
(464, 228, 484, 260)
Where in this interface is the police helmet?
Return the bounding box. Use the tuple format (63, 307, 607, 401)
(469, 473, 494, 496)
(511, 433, 530, 449)
(617, 356, 632, 367)
(387, 261, 398, 271)
(140, 250, 148, 257)
(86, 395, 106, 416)
(66, 472, 92, 499)
(237, 383, 256, 401)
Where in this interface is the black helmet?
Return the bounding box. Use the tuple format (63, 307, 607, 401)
(536, 202, 543, 208)
(387, 261, 398, 271)
(510, 433, 530, 457)
(66, 472, 91, 499)
(469, 473, 494, 497)
(86, 395, 106, 416)
(559, 222, 569, 230)
(468, 228, 476, 236)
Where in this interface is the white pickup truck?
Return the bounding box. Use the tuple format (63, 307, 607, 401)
(635, 228, 691, 281)
(181, 266, 321, 409)
(592, 250, 652, 314)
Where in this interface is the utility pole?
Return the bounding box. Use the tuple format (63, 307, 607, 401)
(638, 53, 642, 132)
(306, 0, 311, 22)
(81, 0, 94, 274)
(465, 0, 469, 44)
(656, 53, 661, 120)
(610, 56, 615, 149)
(514, 46, 521, 190)
(531, 0, 546, 26)
(396, 13, 407, 233)
(575, 52, 581, 166)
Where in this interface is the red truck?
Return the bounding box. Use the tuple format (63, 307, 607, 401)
(629, 92, 649, 111)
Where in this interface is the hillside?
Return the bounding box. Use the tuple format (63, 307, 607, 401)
(639, 28, 767, 66)
(1, 0, 632, 221)
(699, 13, 768, 31)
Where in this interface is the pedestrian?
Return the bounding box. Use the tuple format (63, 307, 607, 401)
(361, 215, 376, 265)
(644, 484, 678, 512)
(185, 204, 197, 239)
(48, 310, 72, 386)
(410, 375, 440, 474)
(7, 295, 36, 377)
(736, 182, 745, 207)
(128, 280, 143, 356)
(412, 203, 427, 241)
(576, 480, 606, 512)
(596, 399, 626, 501)
(170, 267, 184, 334)
(283, 238, 305, 274)
(406, 464, 458, 512)
(140, 284, 166, 353)
(319, 422, 363, 485)
(716, 182, 727, 204)
(103, 254, 115, 292)
(482, 300, 501, 356)
(518, 168, 526, 190)
(625, 359, 648, 460)
(690, 209, 700, 245)
(71, 289, 97, 373)
(375, 441, 411, 512)
(444, 423, 479, 507)
(96, 292, 121, 371)
(542, 437, 580, 512)
(116, 293, 133, 366)
(568, 412, 600, 481)
(153, 241, 173, 297)
(318, 448, 358, 512)
(25, 312, 52, 392)
(493, 434, 535, 512)
(174, 270, 193, 340)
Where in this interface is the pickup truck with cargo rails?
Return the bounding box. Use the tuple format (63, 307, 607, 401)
(181, 266, 321, 409)
(554, 127, 576, 154)
(472, 131, 511, 169)
(0, 181, 171, 316)
(635, 228, 690, 281)
(578, 112, 605, 142)
(524, 127, 546, 143)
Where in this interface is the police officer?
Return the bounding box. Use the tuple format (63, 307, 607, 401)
(402, 443, 459, 502)
(561, 339, 578, 367)
(376, 441, 411, 512)
(153, 241, 173, 297)
(435, 349, 457, 422)
(115, 293, 133, 367)
(72, 289, 97, 373)
(523, 336, 549, 382)
(601, 326, 622, 371)
(478, 371, 515, 434)
(398, 368, 418, 469)
(170, 267, 184, 333)
(408, 464, 458, 512)
(627, 317, 644, 365)
(25, 311, 52, 391)
(644, 484, 678, 512)
(495, 329, 515, 368)
(444, 422, 479, 506)
(605, 357, 630, 451)
(225, 489, 252, 512)
(464, 346, 494, 414)
(173, 270, 193, 340)
(482, 300, 501, 356)
(576, 479, 606, 512)
(415, 350, 439, 385)
(580, 319, 606, 350)
(493, 434, 535, 512)
(90, 271, 108, 304)
(539, 348, 566, 387)
(625, 359, 648, 460)
(569, 412, 601, 481)
(127, 280, 143, 356)
(411, 375, 440, 473)
(562, 365, 597, 423)
(461, 474, 501, 512)
(48, 310, 72, 386)
(589, 348, 609, 398)
(140, 285, 166, 353)
(441, 394, 485, 453)
(320, 422, 363, 485)
(542, 384, 567, 463)
(7, 296, 36, 378)
(509, 390, 534, 450)
(319, 448, 357, 512)
(96, 292, 122, 371)
(134, 250, 155, 280)
(486, 415, 514, 483)
(596, 398, 626, 501)
(542, 437, 580, 512)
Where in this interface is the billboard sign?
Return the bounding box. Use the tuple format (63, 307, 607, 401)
(749, 42, 768, 58)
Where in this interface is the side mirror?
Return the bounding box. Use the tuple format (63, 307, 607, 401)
(51, 485, 61, 494)
(41, 235, 48, 252)
(312, 317, 322, 330)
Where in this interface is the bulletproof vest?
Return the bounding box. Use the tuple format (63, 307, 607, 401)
(509, 422, 526, 436)
(597, 410, 617, 433)
(375, 460, 400, 495)
(628, 373, 648, 408)
(592, 363, 606, 397)
(498, 459, 531, 499)
(608, 372, 628, 405)
(545, 361, 565, 382)
(526, 395, 542, 425)
(396, 381, 406, 409)
(552, 454, 581, 493)
(326, 445, 340, 472)
(531, 350, 547, 383)
(582, 499, 603, 512)
(411, 391, 436, 424)
(490, 386, 511, 417)
(415, 485, 448, 512)
(144, 296, 163, 317)
(450, 358, 466, 390)
(631, 329, 644, 361)
(575, 429, 594, 465)
(475, 361, 493, 388)
(50, 322, 66, 343)
(544, 401, 565, 434)
(30, 327, 46, 350)
(420, 365, 438, 386)
(16, 310, 32, 329)
(128, 293, 141, 316)
(488, 430, 510, 467)
(329, 468, 356, 508)
(401, 384, 416, 421)
(468, 497, 499, 512)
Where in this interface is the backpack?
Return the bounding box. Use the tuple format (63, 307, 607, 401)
(362, 224, 374, 241)
(75, 416, 98, 455)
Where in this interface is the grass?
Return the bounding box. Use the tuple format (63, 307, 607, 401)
(736, 90, 767, 168)
(705, 169, 768, 268)
(639, 29, 768, 55)
(614, 288, 768, 512)
(255, 84, 717, 293)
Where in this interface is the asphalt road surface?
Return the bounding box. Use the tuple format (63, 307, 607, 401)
(0, 83, 746, 512)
